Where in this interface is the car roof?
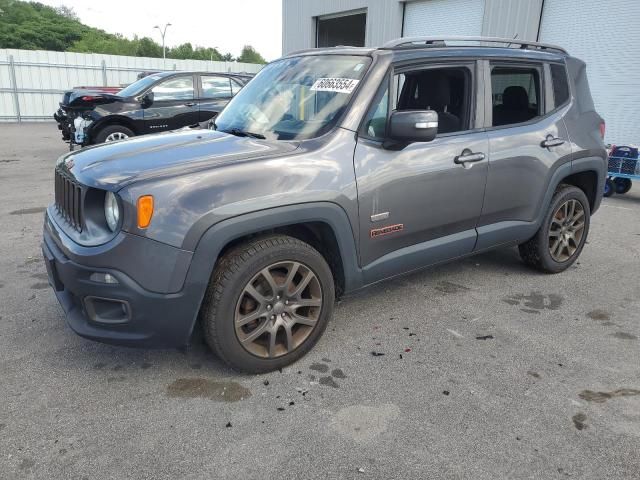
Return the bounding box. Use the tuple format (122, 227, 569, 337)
(285, 37, 569, 63)
(286, 46, 565, 62)
(386, 45, 567, 63)
(153, 71, 252, 78)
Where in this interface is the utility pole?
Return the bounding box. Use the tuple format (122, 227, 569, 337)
(154, 23, 172, 68)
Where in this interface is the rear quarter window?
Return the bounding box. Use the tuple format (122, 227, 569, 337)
(566, 58, 595, 114)
(550, 63, 570, 107)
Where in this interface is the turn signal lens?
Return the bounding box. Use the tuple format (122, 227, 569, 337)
(137, 195, 154, 229)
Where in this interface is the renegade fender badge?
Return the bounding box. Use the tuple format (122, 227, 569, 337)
(370, 224, 404, 238)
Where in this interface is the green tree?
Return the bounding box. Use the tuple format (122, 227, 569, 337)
(0, 0, 86, 50)
(167, 42, 194, 60)
(236, 45, 266, 64)
(135, 36, 162, 58)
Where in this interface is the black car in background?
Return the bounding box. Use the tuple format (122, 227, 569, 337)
(53, 71, 253, 149)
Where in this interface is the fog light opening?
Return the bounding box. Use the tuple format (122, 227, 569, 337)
(84, 296, 130, 324)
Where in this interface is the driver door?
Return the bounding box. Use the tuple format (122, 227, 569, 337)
(354, 61, 489, 283)
(143, 74, 200, 133)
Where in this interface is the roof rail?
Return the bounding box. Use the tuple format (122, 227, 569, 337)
(286, 45, 366, 56)
(381, 36, 568, 54)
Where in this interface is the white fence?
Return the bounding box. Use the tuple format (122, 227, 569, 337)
(0, 49, 263, 122)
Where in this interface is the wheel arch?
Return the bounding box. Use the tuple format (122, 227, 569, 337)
(179, 203, 363, 344)
(476, 158, 604, 251)
(90, 116, 138, 141)
(559, 170, 599, 212)
(216, 221, 348, 297)
(192, 204, 362, 293)
(543, 157, 605, 221)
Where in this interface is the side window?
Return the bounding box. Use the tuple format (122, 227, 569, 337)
(490, 66, 541, 127)
(394, 66, 472, 134)
(151, 76, 194, 101)
(550, 63, 570, 107)
(362, 82, 389, 139)
(201, 76, 232, 99)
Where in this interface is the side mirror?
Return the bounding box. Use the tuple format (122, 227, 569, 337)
(388, 110, 438, 144)
(140, 92, 154, 108)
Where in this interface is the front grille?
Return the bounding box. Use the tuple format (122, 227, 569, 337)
(54, 169, 84, 232)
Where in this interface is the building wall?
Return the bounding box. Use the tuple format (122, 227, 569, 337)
(481, 0, 543, 40)
(539, 0, 640, 144)
(282, 0, 404, 54)
(283, 0, 545, 53)
(282, 0, 636, 143)
(404, 0, 485, 37)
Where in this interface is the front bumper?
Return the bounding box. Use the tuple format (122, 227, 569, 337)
(42, 211, 203, 348)
(53, 108, 71, 141)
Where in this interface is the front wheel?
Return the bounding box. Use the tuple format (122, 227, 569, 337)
(94, 125, 134, 144)
(200, 235, 335, 373)
(519, 184, 591, 273)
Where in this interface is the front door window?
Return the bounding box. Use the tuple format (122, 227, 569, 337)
(152, 76, 194, 101)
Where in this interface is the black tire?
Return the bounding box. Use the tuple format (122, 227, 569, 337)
(200, 235, 335, 373)
(519, 184, 591, 273)
(94, 124, 134, 144)
(603, 178, 615, 197)
(614, 178, 632, 194)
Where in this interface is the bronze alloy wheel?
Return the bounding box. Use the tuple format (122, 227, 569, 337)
(548, 199, 586, 262)
(234, 261, 323, 358)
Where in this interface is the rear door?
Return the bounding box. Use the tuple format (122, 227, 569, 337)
(354, 60, 488, 282)
(476, 60, 573, 249)
(143, 74, 199, 133)
(197, 75, 236, 123)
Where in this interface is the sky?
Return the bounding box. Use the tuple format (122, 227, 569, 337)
(38, 0, 283, 61)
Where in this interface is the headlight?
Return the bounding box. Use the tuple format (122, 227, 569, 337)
(104, 191, 120, 232)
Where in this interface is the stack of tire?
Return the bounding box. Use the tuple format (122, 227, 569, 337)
(604, 145, 637, 197)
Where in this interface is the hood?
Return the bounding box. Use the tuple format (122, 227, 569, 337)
(57, 129, 299, 190)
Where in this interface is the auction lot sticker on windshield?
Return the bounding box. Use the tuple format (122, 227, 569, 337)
(310, 78, 360, 94)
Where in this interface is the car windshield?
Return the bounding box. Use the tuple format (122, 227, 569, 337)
(116, 73, 166, 97)
(214, 55, 371, 140)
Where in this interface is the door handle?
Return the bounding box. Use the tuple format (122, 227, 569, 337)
(541, 135, 565, 148)
(454, 150, 485, 165)
(184, 102, 197, 107)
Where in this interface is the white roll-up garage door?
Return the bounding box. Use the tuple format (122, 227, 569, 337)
(403, 0, 485, 37)
(539, 0, 640, 145)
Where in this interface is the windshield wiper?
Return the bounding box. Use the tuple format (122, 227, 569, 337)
(223, 128, 266, 140)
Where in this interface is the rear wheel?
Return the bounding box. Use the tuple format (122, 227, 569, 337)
(519, 184, 590, 273)
(200, 235, 335, 373)
(94, 125, 134, 144)
(614, 178, 632, 194)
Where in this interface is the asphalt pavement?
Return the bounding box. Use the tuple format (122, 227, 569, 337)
(1, 123, 639, 479)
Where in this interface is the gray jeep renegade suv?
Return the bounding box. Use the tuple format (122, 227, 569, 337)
(43, 37, 606, 373)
